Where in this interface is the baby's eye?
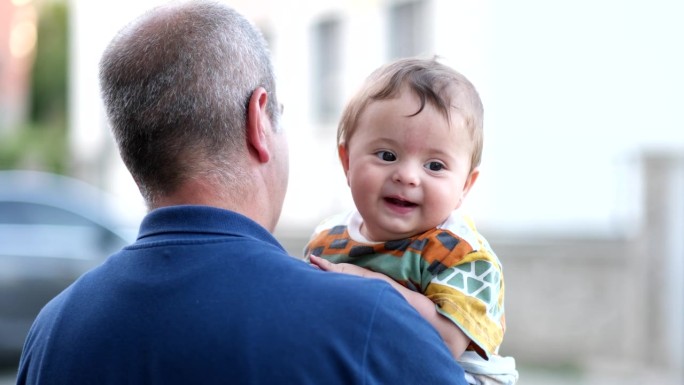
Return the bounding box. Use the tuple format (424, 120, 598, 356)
(375, 151, 397, 162)
(425, 161, 445, 171)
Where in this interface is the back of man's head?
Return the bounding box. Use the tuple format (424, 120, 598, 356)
(99, 0, 279, 207)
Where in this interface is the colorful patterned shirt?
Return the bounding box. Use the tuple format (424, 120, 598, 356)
(305, 210, 506, 358)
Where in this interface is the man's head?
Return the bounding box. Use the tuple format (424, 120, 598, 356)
(337, 57, 484, 241)
(100, 0, 287, 222)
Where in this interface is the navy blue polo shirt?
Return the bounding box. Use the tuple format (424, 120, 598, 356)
(17, 205, 466, 384)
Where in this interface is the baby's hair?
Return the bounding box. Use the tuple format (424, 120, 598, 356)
(337, 56, 484, 170)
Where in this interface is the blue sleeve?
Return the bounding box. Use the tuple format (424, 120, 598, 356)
(363, 285, 468, 384)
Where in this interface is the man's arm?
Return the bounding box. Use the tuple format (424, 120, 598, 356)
(309, 255, 470, 360)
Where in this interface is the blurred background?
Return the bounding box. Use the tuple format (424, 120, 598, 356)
(1, 0, 683, 383)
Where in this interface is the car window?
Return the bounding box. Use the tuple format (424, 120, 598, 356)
(0, 202, 128, 261)
(0, 202, 97, 226)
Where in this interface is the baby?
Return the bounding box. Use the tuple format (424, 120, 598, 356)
(306, 57, 518, 384)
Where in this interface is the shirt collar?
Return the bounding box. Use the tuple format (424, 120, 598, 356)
(135, 205, 283, 250)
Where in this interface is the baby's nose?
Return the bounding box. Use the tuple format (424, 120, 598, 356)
(392, 164, 420, 186)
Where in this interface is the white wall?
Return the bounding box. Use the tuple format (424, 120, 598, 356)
(482, 0, 684, 235)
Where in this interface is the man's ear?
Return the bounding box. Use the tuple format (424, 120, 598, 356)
(456, 167, 480, 209)
(246, 87, 271, 163)
(338, 144, 351, 187)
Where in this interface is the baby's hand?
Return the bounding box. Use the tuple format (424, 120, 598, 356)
(308, 255, 383, 280)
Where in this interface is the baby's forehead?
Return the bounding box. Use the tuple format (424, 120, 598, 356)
(363, 100, 471, 138)
(367, 90, 468, 125)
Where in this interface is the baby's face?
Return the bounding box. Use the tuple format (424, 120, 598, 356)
(340, 89, 478, 242)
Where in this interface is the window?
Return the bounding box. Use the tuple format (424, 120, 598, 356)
(312, 16, 342, 125)
(388, 0, 429, 60)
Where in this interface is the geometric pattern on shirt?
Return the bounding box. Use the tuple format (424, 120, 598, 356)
(304, 217, 506, 358)
(432, 259, 502, 319)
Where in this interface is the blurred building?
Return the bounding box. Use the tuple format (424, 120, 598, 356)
(0, 0, 37, 131)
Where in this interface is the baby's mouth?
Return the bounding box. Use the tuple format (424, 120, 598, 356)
(384, 197, 417, 207)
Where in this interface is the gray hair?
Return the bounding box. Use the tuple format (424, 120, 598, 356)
(99, 0, 279, 205)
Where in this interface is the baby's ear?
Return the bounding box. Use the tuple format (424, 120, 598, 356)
(456, 167, 480, 208)
(464, 167, 480, 193)
(338, 144, 351, 186)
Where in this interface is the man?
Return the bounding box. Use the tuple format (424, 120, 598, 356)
(16, 1, 467, 384)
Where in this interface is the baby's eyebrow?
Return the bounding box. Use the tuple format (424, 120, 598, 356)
(367, 137, 399, 147)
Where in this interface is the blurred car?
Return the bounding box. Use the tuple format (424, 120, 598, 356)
(0, 170, 139, 363)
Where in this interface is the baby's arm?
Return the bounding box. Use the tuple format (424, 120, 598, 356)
(309, 255, 470, 360)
